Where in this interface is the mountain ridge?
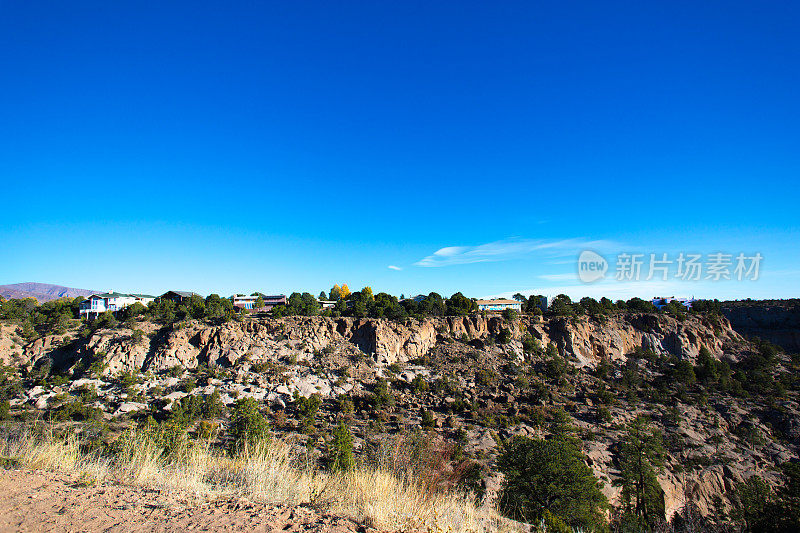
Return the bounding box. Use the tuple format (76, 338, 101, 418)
(0, 283, 98, 302)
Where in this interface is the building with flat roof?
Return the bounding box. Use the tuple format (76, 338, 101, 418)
(475, 299, 522, 312)
(79, 292, 156, 319)
(232, 294, 287, 311)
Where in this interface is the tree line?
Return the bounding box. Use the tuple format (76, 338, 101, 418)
(0, 288, 727, 339)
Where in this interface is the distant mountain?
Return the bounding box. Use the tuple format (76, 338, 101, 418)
(0, 283, 98, 302)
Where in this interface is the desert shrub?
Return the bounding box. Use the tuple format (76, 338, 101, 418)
(672, 359, 697, 387)
(596, 383, 614, 405)
(294, 392, 321, 420)
(171, 394, 203, 423)
(228, 397, 270, 453)
(116, 370, 140, 389)
(364, 431, 475, 493)
(196, 420, 219, 440)
(734, 422, 767, 446)
(327, 420, 355, 472)
(545, 352, 568, 383)
(166, 366, 183, 378)
(410, 374, 428, 393)
(371, 378, 394, 409)
(501, 308, 518, 321)
(475, 368, 497, 387)
(596, 356, 612, 380)
(521, 334, 540, 354)
(336, 394, 355, 418)
(180, 378, 197, 393)
(421, 409, 435, 429)
(132, 418, 190, 458)
(203, 389, 224, 419)
(131, 329, 145, 345)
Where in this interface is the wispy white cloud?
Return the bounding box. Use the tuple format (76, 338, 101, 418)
(388, 265, 403, 271)
(414, 237, 615, 267)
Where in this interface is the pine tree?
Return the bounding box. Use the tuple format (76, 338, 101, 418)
(498, 433, 608, 530)
(328, 420, 355, 472)
(616, 416, 666, 528)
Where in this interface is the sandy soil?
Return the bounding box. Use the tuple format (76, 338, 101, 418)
(0, 469, 363, 533)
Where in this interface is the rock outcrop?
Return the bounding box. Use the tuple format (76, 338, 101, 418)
(723, 300, 800, 353)
(0, 313, 742, 375)
(530, 313, 741, 366)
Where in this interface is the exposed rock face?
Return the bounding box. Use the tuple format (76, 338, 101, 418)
(723, 301, 800, 353)
(81, 330, 151, 375)
(529, 313, 741, 366)
(0, 313, 742, 375)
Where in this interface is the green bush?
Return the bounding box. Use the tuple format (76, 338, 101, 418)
(131, 329, 145, 345)
(336, 394, 355, 417)
(410, 374, 428, 393)
(421, 409, 435, 429)
(228, 397, 269, 452)
(521, 334, 540, 354)
(501, 308, 518, 321)
(327, 420, 355, 471)
(475, 368, 498, 387)
(295, 392, 321, 419)
(371, 378, 394, 409)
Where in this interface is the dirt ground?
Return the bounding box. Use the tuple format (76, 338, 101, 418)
(0, 469, 363, 533)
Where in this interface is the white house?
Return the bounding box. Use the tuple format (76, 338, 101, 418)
(232, 294, 287, 310)
(233, 295, 258, 310)
(476, 299, 522, 312)
(79, 292, 156, 319)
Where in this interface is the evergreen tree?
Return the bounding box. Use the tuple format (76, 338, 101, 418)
(328, 420, 355, 471)
(498, 434, 608, 531)
(229, 397, 269, 453)
(616, 416, 666, 528)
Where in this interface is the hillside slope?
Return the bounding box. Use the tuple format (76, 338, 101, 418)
(0, 312, 796, 528)
(0, 283, 97, 302)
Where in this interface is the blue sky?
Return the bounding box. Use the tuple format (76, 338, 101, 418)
(1, 1, 798, 300)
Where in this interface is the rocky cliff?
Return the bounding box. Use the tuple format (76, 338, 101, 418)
(723, 300, 800, 353)
(1, 312, 742, 376)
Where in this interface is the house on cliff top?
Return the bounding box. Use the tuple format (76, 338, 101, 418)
(232, 294, 287, 311)
(158, 291, 199, 304)
(476, 299, 522, 312)
(79, 292, 156, 319)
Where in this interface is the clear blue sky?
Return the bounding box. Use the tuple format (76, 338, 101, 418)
(2, 1, 798, 300)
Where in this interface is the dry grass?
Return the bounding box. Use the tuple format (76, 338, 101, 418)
(0, 427, 517, 533)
